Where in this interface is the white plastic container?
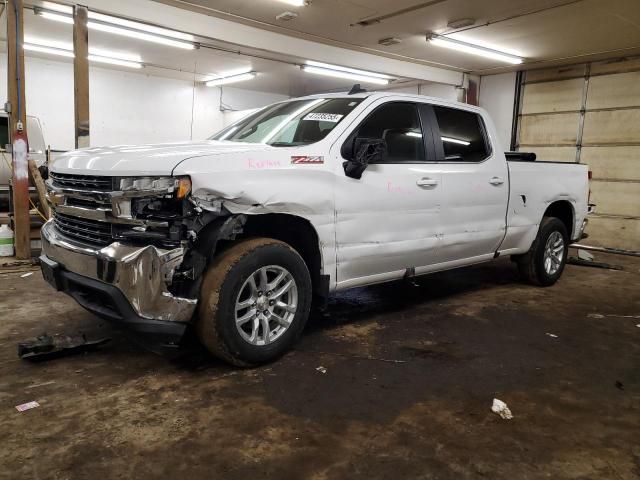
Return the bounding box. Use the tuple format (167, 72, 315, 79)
(0, 224, 15, 257)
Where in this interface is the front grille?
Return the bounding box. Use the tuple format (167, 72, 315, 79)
(50, 172, 114, 192)
(66, 197, 112, 210)
(53, 213, 113, 247)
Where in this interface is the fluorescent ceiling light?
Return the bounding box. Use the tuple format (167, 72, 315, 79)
(405, 132, 422, 138)
(275, 0, 309, 6)
(88, 22, 194, 49)
(89, 47, 141, 63)
(40, 2, 72, 13)
(87, 55, 142, 69)
(205, 72, 257, 87)
(89, 11, 194, 41)
(306, 60, 392, 80)
(301, 65, 390, 85)
(202, 68, 253, 83)
(35, 8, 195, 49)
(24, 37, 143, 68)
(426, 33, 523, 65)
(24, 43, 74, 58)
(37, 11, 73, 24)
(442, 136, 470, 146)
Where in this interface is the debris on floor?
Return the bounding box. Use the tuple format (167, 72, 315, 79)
(546, 333, 558, 338)
(25, 380, 56, 390)
(615, 381, 624, 391)
(316, 366, 327, 374)
(577, 249, 595, 262)
(567, 256, 623, 270)
(588, 313, 640, 319)
(18, 334, 111, 361)
(15, 401, 40, 412)
(20, 272, 33, 278)
(491, 398, 513, 420)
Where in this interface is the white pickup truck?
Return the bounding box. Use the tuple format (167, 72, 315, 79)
(40, 92, 589, 366)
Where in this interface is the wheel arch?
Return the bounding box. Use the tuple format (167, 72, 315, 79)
(204, 213, 327, 301)
(543, 200, 574, 238)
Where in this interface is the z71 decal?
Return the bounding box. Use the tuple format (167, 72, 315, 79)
(291, 156, 324, 165)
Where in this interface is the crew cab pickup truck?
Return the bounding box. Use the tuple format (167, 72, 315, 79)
(40, 92, 589, 366)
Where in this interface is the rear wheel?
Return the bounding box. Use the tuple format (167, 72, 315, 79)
(196, 238, 312, 366)
(516, 217, 569, 286)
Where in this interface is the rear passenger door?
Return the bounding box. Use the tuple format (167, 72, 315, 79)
(430, 105, 509, 262)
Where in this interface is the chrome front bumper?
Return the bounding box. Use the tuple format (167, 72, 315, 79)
(40, 220, 197, 324)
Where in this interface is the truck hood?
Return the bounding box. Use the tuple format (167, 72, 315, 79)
(49, 141, 274, 176)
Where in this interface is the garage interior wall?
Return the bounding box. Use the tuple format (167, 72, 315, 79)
(0, 55, 289, 150)
(514, 59, 640, 251)
(384, 82, 460, 102)
(478, 72, 516, 150)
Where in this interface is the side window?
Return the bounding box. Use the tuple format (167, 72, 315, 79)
(433, 106, 489, 162)
(351, 102, 425, 163)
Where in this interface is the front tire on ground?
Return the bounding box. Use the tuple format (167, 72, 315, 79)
(516, 216, 569, 287)
(196, 237, 312, 367)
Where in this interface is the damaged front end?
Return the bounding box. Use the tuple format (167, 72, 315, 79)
(41, 173, 241, 348)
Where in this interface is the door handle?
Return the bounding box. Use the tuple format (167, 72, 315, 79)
(489, 176, 504, 186)
(416, 177, 439, 187)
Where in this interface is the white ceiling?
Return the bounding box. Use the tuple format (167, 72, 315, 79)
(13, 3, 422, 97)
(157, 0, 640, 74)
(14, 0, 640, 97)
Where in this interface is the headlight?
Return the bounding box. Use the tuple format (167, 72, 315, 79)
(118, 176, 191, 197)
(176, 177, 191, 199)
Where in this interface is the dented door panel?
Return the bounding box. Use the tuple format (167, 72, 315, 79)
(500, 161, 589, 252)
(438, 157, 509, 261)
(333, 163, 443, 285)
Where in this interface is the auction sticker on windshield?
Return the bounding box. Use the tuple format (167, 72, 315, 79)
(303, 113, 343, 122)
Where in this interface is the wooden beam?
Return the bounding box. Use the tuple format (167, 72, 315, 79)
(28, 159, 50, 219)
(7, 0, 30, 259)
(73, 5, 90, 149)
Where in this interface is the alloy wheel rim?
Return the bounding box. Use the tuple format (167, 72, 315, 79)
(234, 265, 298, 346)
(543, 231, 564, 276)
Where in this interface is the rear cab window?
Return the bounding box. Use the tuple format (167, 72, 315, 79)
(432, 106, 490, 162)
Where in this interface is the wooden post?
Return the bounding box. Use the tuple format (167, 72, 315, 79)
(73, 5, 90, 149)
(7, 0, 30, 259)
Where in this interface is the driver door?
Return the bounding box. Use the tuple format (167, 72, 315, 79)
(332, 100, 444, 288)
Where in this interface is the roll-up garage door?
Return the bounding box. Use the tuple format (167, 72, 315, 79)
(514, 59, 640, 251)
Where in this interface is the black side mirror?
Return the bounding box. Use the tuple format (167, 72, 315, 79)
(343, 137, 386, 179)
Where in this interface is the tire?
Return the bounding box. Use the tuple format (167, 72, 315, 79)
(516, 217, 569, 287)
(196, 237, 312, 366)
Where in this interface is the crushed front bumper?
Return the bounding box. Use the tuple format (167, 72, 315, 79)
(40, 220, 197, 347)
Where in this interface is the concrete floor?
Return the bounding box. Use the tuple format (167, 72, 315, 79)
(1, 253, 639, 479)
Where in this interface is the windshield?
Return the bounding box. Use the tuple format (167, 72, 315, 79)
(210, 97, 364, 146)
